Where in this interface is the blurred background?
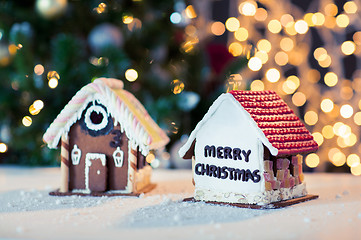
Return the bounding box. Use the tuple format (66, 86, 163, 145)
(0, 0, 360, 175)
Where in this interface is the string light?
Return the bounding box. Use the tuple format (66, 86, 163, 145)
(336, 14, 349, 28)
(324, 3, 338, 16)
(280, 37, 294, 52)
(34, 64, 44, 75)
(125, 69, 138, 82)
(250, 80, 264, 91)
(234, 28, 248, 41)
(312, 12, 325, 26)
(239, 1, 257, 16)
(322, 125, 334, 139)
(340, 104, 353, 118)
(320, 98, 334, 113)
(305, 153, 320, 168)
(304, 110, 318, 125)
(275, 51, 288, 66)
(268, 19, 282, 33)
(292, 92, 306, 106)
(22, 116, 32, 127)
(225, 17, 240, 32)
(228, 42, 243, 56)
(48, 78, 58, 88)
(171, 79, 185, 94)
(294, 20, 308, 34)
(254, 50, 268, 64)
(344, 1, 357, 14)
(248, 57, 262, 71)
(170, 12, 182, 24)
(257, 39, 271, 52)
(312, 132, 324, 146)
(0, 143, 7, 153)
(280, 14, 294, 27)
(211, 21, 225, 36)
(324, 72, 338, 87)
(265, 68, 280, 83)
(254, 8, 267, 21)
(185, 5, 197, 19)
(341, 41, 356, 55)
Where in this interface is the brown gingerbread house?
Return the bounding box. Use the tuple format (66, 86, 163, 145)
(179, 90, 318, 206)
(43, 78, 169, 196)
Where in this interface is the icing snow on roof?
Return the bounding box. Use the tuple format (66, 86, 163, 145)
(229, 90, 318, 156)
(43, 78, 169, 154)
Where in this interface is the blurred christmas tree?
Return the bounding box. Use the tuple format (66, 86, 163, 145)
(0, 0, 246, 166)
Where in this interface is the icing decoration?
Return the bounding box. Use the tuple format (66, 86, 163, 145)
(80, 102, 114, 137)
(42, 78, 169, 156)
(71, 145, 81, 165)
(113, 147, 124, 167)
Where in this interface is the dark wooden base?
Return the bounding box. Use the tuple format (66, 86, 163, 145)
(183, 194, 319, 209)
(49, 183, 156, 197)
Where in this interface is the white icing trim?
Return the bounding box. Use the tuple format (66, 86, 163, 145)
(84, 153, 106, 191)
(84, 104, 109, 131)
(71, 145, 81, 165)
(178, 93, 278, 158)
(113, 147, 124, 167)
(194, 182, 307, 205)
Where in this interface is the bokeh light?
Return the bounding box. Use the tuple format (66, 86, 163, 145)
(341, 41, 356, 55)
(225, 17, 240, 32)
(248, 57, 262, 71)
(22, 116, 32, 127)
(171, 79, 185, 94)
(211, 21, 225, 36)
(305, 153, 320, 168)
(125, 69, 138, 82)
(304, 110, 318, 125)
(340, 104, 353, 119)
(250, 80, 264, 91)
(265, 68, 280, 83)
(0, 143, 7, 153)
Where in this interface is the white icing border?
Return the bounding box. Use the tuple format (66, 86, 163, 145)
(194, 182, 307, 205)
(84, 104, 109, 131)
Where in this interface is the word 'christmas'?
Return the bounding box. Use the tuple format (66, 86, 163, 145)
(195, 163, 261, 183)
(204, 145, 251, 162)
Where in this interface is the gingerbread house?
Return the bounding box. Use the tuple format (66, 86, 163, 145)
(43, 78, 169, 195)
(179, 90, 318, 206)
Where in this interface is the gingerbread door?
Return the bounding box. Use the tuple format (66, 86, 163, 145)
(85, 153, 107, 192)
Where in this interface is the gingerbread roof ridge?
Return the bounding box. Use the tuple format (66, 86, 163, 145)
(43, 78, 169, 155)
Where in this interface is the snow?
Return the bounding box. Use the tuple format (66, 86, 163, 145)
(0, 166, 361, 239)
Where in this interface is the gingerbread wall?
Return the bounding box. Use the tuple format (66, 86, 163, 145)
(68, 121, 129, 191)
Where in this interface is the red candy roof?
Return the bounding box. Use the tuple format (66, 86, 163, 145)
(229, 90, 318, 156)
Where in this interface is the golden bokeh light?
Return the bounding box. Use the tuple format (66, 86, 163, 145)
(320, 98, 334, 113)
(257, 39, 271, 53)
(325, 3, 338, 16)
(313, 47, 327, 61)
(324, 16, 336, 29)
(353, 112, 361, 125)
(229, 42, 243, 56)
(48, 78, 58, 89)
(304, 13, 314, 26)
(336, 14, 349, 28)
(282, 76, 299, 94)
(292, 92, 306, 106)
(275, 51, 289, 66)
(254, 8, 267, 21)
(341, 41, 356, 55)
(344, 1, 357, 14)
(340, 104, 354, 119)
(340, 86, 353, 100)
(22, 116, 32, 127)
(294, 20, 308, 34)
(171, 79, 185, 94)
(185, 5, 197, 19)
(312, 132, 324, 146)
(268, 19, 282, 34)
(280, 14, 294, 27)
(304, 110, 318, 125)
(123, 15, 134, 24)
(280, 37, 294, 52)
(307, 69, 321, 83)
(285, 22, 297, 36)
(331, 151, 346, 167)
(248, 57, 262, 71)
(322, 125, 335, 139)
(239, 1, 257, 16)
(254, 50, 268, 64)
(0, 143, 7, 153)
(318, 55, 331, 68)
(34, 64, 44, 75)
(265, 68, 280, 83)
(305, 153, 320, 168)
(351, 164, 361, 176)
(47, 71, 60, 81)
(324, 72, 338, 87)
(125, 69, 138, 82)
(353, 32, 361, 45)
(211, 21, 225, 36)
(351, 152, 360, 164)
(234, 27, 249, 41)
(225, 17, 240, 32)
(250, 80, 264, 91)
(312, 12, 325, 26)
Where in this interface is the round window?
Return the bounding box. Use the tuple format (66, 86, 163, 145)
(80, 102, 114, 137)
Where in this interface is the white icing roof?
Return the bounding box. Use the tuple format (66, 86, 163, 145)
(43, 78, 169, 155)
(178, 93, 278, 159)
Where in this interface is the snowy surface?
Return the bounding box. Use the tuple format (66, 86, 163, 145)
(0, 166, 361, 240)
